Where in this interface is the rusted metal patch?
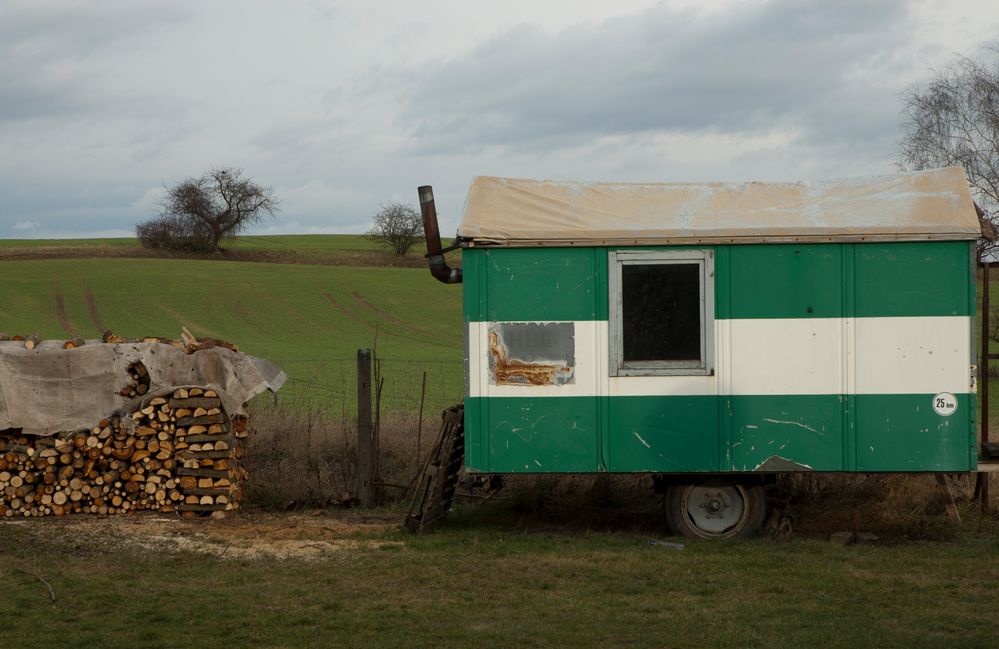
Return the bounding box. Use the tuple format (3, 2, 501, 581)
(487, 323, 574, 386)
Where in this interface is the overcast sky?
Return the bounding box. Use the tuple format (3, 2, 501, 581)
(1, 0, 998, 239)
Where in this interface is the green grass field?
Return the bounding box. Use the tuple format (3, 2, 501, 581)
(0, 256, 464, 411)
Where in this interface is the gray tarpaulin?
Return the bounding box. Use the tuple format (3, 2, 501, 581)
(0, 341, 286, 436)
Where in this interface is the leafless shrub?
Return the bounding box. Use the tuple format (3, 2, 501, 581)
(136, 212, 213, 252)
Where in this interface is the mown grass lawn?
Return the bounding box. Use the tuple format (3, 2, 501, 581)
(1, 508, 998, 649)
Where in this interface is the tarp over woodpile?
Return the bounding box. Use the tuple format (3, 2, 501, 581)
(0, 341, 286, 435)
(457, 166, 981, 246)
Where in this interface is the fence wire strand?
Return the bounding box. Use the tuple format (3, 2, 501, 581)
(259, 357, 465, 417)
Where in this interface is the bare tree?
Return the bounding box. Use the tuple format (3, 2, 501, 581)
(898, 47, 999, 259)
(137, 166, 279, 252)
(369, 201, 423, 256)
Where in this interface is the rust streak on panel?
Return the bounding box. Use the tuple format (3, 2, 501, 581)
(488, 331, 569, 386)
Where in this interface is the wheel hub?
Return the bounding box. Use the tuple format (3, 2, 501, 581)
(682, 483, 748, 537)
(700, 490, 731, 517)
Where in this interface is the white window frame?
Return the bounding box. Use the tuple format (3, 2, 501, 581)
(608, 249, 715, 376)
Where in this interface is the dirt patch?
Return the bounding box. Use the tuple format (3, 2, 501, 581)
(350, 291, 444, 341)
(52, 291, 77, 336)
(321, 291, 458, 351)
(83, 286, 106, 334)
(0, 245, 426, 268)
(322, 291, 374, 331)
(0, 509, 402, 561)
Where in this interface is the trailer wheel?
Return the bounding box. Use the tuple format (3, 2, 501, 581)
(665, 479, 767, 540)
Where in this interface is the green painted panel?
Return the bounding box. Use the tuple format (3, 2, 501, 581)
(463, 248, 607, 322)
(464, 241, 972, 322)
(605, 396, 719, 472)
(723, 245, 844, 319)
(464, 398, 485, 471)
(462, 249, 482, 323)
(854, 241, 972, 317)
(467, 396, 600, 472)
(468, 392, 975, 473)
(855, 393, 974, 471)
(728, 395, 845, 471)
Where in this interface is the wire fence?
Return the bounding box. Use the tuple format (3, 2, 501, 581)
(256, 355, 465, 418)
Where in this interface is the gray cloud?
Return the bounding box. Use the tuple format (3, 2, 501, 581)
(400, 0, 913, 154)
(0, 2, 190, 122)
(0, 1, 994, 239)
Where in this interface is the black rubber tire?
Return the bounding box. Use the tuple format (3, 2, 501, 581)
(665, 479, 768, 540)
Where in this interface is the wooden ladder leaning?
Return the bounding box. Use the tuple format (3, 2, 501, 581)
(404, 403, 465, 534)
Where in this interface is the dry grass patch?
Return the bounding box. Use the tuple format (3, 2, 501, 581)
(770, 473, 980, 540)
(244, 405, 433, 509)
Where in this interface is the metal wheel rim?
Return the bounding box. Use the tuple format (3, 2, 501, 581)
(680, 482, 752, 539)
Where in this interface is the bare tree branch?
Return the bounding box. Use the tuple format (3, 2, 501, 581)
(12, 566, 56, 603)
(898, 48, 999, 259)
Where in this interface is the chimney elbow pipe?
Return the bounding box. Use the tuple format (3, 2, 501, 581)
(418, 185, 463, 284)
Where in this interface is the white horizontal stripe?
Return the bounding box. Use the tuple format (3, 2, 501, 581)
(725, 318, 844, 395)
(468, 316, 973, 398)
(854, 316, 972, 395)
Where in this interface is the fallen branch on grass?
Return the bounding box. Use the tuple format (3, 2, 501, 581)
(12, 566, 56, 602)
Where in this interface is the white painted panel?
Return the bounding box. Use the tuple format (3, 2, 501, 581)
(607, 373, 719, 397)
(727, 318, 844, 395)
(854, 316, 972, 395)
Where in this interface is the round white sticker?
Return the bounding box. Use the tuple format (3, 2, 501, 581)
(932, 392, 958, 417)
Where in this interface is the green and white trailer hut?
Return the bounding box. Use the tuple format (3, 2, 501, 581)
(417, 166, 982, 537)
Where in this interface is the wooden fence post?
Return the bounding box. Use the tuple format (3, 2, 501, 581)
(357, 348, 376, 507)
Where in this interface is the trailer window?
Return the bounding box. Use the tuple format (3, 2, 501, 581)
(609, 250, 714, 376)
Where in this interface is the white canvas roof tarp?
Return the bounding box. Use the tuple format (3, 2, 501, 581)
(457, 167, 981, 246)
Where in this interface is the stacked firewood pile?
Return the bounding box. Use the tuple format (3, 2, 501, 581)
(120, 362, 152, 398)
(0, 329, 277, 518)
(0, 386, 250, 518)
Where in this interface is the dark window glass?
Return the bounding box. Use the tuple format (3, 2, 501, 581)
(622, 263, 701, 362)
